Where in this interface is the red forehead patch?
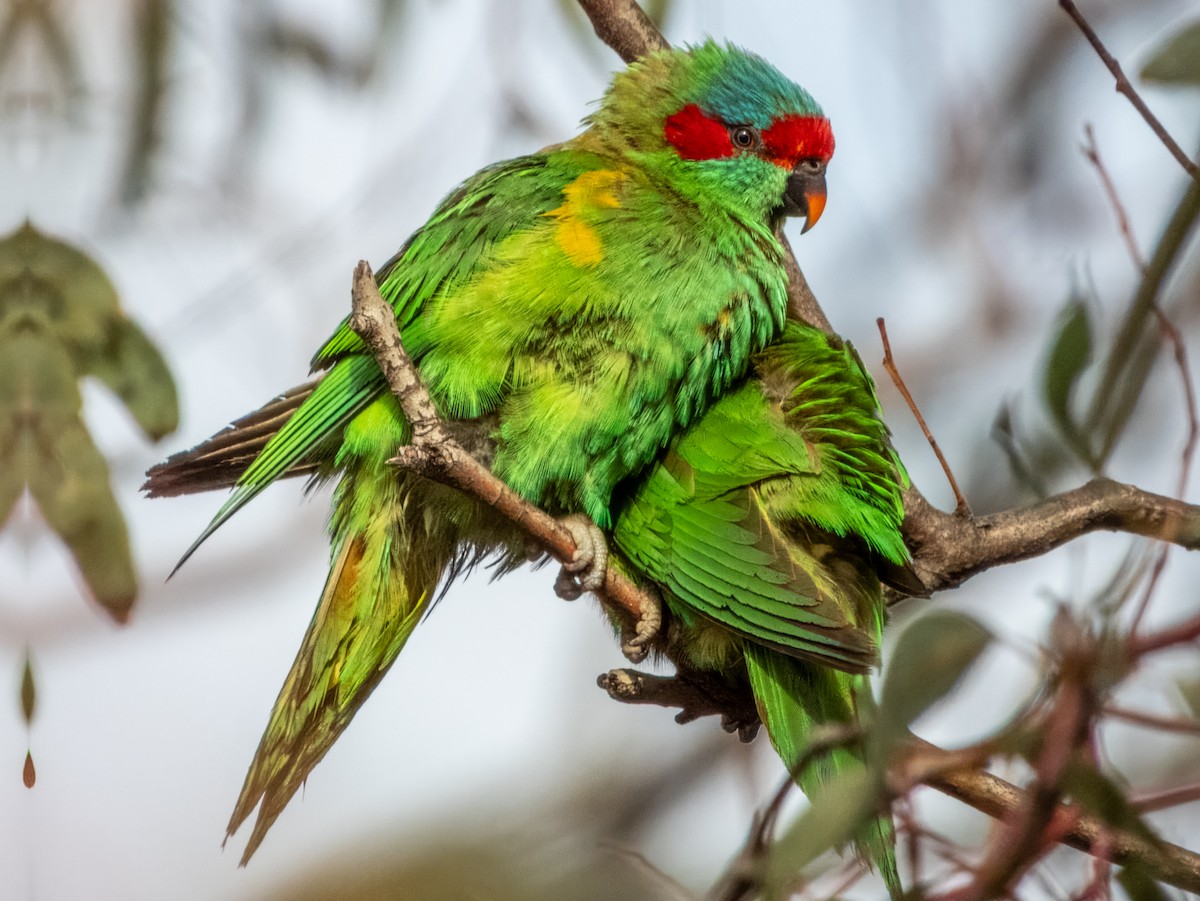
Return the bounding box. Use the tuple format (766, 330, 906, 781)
(664, 105, 835, 169)
(762, 115, 835, 169)
(664, 104, 735, 161)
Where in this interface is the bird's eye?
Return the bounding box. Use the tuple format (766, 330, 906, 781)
(730, 126, 757, 149)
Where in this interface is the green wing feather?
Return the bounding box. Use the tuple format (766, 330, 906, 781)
(615, 320, 910, 895)
(172, 356, 381, 571)
(225, 409, 455, 863)
(172, 154, 579, 570)
(614, 322, 910, 673)
(314, 155, 570, 366)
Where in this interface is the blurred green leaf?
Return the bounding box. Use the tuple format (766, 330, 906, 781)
(1175, 676, 1200, 721)
(85, 316, 179, 440)
(1141, 19, 1200, 87)
(19, 652, 35, 725)
(1043, 297, 1095, 467)
(1084, 177, 1200, 464)
(877, 612, 992, 745)
(991, 722, 1040, 759)
(1095, 330, 1162, 468)
(1090, 545, 1150, 619)
(991, 401, 1049, 496)
(1062, 760, 1163, 848)
(0, 221, 179, 622)
(766, 766, 876, 897)
(1118, 863, 1170, 901)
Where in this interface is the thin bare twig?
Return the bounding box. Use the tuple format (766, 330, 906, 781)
(1085, 169, 1200, 450)
(602, 662, 1200, 892)
(1071, 854, 1112, 901)
(922, 757, 1200, 893)
(1085, 140, 1200, 637)
(896, 797, 923, 889)
(1128, 540, 1180, 640)
(1132, 783, 1200, 814)
(1104, 705, 1200, 736)
(706, 776, 796, 901)
(1127, 608, 1200, 658)
(931, 670, 1091, 901)
(801, 862, 867, 901)
(1127, 308, 1200, 635)
(1059, 0, 1200, 184)
(877, 318, 971, 516)
(1158, 308, 1200, 508)
(1081, 124, 1146, 271)
(602, 842, 696, 901)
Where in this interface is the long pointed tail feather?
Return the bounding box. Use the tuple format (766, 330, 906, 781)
(226, 492, 456, 864)
(163, 357, 385, 572)
(143, 381, 320, 498)
(744, 643, 901, 898)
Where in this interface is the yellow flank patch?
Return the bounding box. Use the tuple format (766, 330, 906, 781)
(548, 169, 623, 268)
(556, 218, 603, 267)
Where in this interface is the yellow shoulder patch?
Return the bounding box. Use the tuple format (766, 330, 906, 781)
(547, 170, 623, 268)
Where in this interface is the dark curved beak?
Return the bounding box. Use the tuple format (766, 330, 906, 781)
(781, 166, 828, 233)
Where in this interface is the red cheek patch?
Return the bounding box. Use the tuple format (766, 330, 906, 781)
(664, 104, 735, 161)
(762, 115, 834, 169)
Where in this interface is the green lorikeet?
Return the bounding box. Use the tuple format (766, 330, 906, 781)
(614, 321, 918, 896)
(145, 41, 835, 861)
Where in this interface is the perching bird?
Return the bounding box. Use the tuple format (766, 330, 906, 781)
(144, 41, 835, 862)
(613, 321, 920, 896)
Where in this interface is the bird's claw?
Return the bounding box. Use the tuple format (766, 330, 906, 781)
(553, 514, 608, 601)
(620, 584, 662, 663)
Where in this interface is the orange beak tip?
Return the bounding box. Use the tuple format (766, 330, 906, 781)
(801, 191, 827, 233)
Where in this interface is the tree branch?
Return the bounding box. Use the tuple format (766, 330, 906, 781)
(898, 479, 1200, 598)
(1058, 0, 1200, 184)
(922, 756, 1200, 894)
(575, 0, 667, 63)
(936, 658, 1093, 900)
(600, 667, 1200, 894)
(348, 262, 653, 632)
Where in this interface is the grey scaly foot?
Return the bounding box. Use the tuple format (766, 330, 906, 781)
(621, 583, 662, 663)
(553, 514, 608, 601)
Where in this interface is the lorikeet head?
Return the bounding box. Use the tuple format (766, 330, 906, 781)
(592, 40, 834, 229)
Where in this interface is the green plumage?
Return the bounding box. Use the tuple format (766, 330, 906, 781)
(613, 321, 914, 896)
(146, 41, 835, 863)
